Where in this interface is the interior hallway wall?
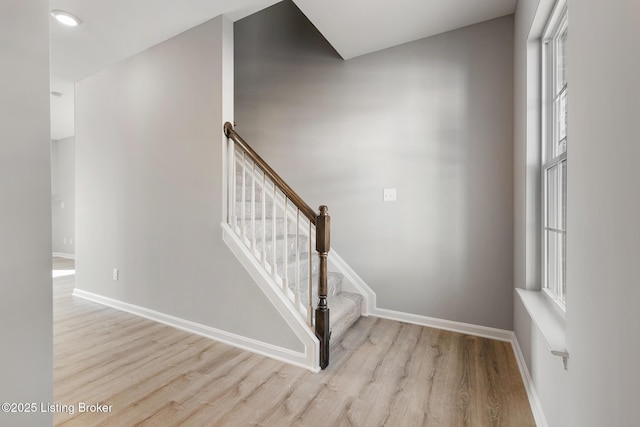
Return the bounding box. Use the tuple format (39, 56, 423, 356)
(75, 15, 302, 352)
(0, 1, 53, 425)
(51, 136, 76, 256)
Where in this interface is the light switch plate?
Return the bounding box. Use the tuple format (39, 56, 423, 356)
(383, 188, 397, 202)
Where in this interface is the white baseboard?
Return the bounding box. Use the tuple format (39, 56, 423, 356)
(372, 307, 515, 342)
(511, 336, 548, 427)
(53, 252, 75, 259)
(221, 223, 320, 371)
(72, 288, 319, 373)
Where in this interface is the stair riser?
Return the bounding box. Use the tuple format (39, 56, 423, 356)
(289, 272, 343, 301)
(327, 292, 364, 347)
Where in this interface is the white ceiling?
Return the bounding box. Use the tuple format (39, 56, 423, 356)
(49, 0, 280, 139)
(295, 0, 516, 60)
(49, 0, 516, 140)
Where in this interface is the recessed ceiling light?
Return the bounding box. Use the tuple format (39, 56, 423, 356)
(51, 10, 81, 27)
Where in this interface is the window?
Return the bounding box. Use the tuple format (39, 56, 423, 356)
(542, 4, 568, 308)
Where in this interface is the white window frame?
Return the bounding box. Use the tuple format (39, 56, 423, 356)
(541, 1, 568, 311)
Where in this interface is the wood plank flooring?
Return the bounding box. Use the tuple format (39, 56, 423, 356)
(52, 257, 535, 426)
(53, 256, 75, 271)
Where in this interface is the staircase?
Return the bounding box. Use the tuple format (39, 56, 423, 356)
(223, 123, 363, 369)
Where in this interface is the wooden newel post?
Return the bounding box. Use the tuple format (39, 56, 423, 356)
(315, 205, 330, 369)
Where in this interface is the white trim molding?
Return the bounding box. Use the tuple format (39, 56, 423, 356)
(511, 335, 549, 427)
(516, 288, 568, 370)
(73, 288, 320, 373)
(372, 307, 514, 342)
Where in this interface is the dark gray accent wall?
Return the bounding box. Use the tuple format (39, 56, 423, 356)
(75, 16, 302, 352)
(0, 1, 53, 425)
(235, 1, 515, 329)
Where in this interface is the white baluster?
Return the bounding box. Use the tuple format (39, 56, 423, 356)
(261, 171, 267, 266)
(251, 160, 256, 254)
(235, 151, 242, 235)
(308, 219, 313, 326)
(230, 145, 237, 230)
(272, 184, 277, 280)
(283, 197, 289, 293)
(295, 209, 301, 314)
(227, 139, 233, 225)
(241, 151, 246, 245)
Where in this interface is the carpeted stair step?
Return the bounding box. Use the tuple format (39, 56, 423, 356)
(327, 292, 363, 347)
(288, 271, 344, 308)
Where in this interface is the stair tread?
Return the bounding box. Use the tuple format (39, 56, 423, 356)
(328, 292, 363, 313)
(290, 271, 343, 299)
(329, 291, 363, 305)
(327, 291, 363, 347)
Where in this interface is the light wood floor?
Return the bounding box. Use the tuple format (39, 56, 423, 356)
(53, 257, 535, 426)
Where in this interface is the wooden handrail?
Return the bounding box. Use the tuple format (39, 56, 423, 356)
(224, 122, 317, 224)
(224, 122, 331, 369)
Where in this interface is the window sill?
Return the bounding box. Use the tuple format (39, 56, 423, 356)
(516, 288, 569, 369)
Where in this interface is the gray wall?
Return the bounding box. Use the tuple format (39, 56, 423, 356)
(235, 1, 515, 330)
(0, 1, 53, 425)
(75, 16, 302, 352)
(514, 0, 640, 425)
(51, 137, 76, 256)
(567, 0, 640, 424)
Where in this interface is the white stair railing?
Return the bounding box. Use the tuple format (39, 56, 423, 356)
(224, 122, 330, 368)
(229, 151, 315, 322)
